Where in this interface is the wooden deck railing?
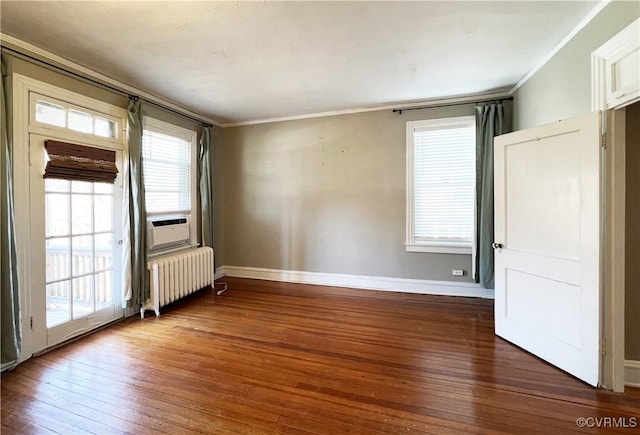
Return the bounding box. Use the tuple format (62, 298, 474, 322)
(46, 248, 112, 303)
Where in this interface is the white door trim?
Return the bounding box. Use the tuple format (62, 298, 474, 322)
(12, 74, 34, 364)
(11, 73, 127, 363)
(591, 21, 638, 392)
(601, 110, 626, 392)
(591, 18, 640, 111)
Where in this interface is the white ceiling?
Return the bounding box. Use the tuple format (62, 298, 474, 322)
(1, 1, 600, 124)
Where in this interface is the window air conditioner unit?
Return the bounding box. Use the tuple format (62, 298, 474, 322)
(147, 216, 190, 250)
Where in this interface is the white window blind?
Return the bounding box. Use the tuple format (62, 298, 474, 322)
(407, 116, 475, 252)
(142, 127, 192, 214)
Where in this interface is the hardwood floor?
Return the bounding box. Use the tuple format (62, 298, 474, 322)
(2, 277, 639, 434)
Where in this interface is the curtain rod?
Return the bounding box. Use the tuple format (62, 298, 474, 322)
(1, 46, 214, 128)
(392, 96, 513, 115)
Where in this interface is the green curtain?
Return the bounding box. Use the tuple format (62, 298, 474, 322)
(474, 102, 511, 289)
(1, 54, 21, 363)
(127, 98, 148, 308)
(199, 126, 214, 251)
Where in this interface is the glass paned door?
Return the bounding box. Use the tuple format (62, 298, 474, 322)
(45, 179, 115, 327)
(30, 134, 123, 350)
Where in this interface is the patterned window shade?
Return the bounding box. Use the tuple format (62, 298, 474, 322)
(43, 140, 118, 183)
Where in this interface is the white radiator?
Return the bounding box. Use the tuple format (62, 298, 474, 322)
(141, 247, 214, 318)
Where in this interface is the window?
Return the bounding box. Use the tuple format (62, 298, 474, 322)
(44, 179, 116, 327)
(32, 95, 119, 140)
(406, 116, 475, 254)
(142, 117, 197, 251)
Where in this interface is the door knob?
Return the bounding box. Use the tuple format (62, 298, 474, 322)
(492, 242, 504, 249)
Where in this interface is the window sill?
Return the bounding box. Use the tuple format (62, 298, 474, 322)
(406, 243, 472, 255)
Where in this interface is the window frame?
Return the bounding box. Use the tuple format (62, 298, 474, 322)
(29, 93, 122, 145)
(13, 73, 129, 361)
(142, 116, 198, 253)
(405, 116, 475, 255)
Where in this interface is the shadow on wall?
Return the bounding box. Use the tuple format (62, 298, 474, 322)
(230, 119, 400, 274)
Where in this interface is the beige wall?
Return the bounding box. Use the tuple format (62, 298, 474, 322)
(218, 105, 482, 283)
(513, 0, 640, 130)
(626, 102, 640, 361)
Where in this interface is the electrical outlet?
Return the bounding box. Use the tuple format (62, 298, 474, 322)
(452, 269, 464, 276)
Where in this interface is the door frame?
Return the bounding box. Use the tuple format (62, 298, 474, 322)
(592, 21, 640, 390)
(600, 109, 627, 391)
(12, 74, 128, 362)
(29, 133, 125, 349)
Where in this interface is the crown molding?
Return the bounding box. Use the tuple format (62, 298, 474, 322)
(508, 0, 611, 95)
(2, 0, 610, 128)
(221, 89, 513, 128)
(0, 33, 222, 127)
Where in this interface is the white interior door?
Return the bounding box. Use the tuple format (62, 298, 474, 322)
(494, 112, 601, 386)
(29, 134, 124, 350)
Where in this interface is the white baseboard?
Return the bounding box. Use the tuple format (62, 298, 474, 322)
(214, 270, 225, 281)
(216, 265, 494, 299)
(625, 360, 640, 388)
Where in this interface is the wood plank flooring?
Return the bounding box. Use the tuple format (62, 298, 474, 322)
(2, 277, 639, 434)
